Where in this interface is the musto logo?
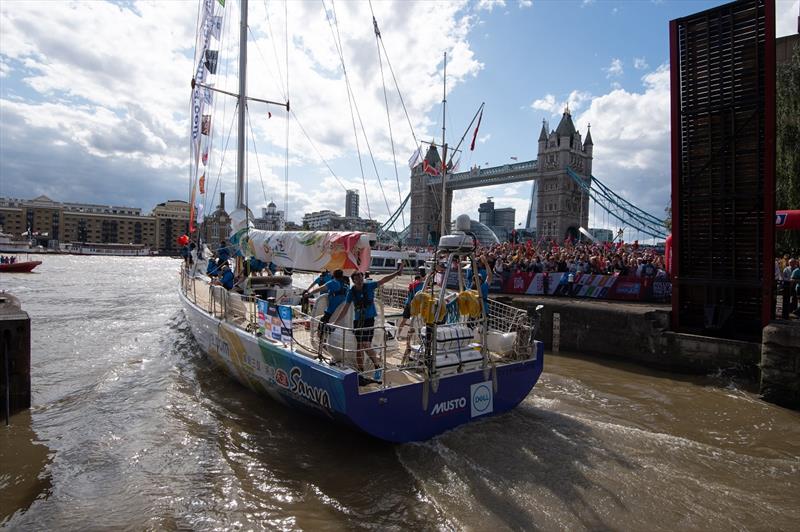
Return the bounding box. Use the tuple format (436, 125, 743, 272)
(430, 397, 467, 416)
(470, 381, 493, 418)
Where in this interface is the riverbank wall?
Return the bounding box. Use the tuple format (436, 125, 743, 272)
(0, 292, 31, 420)
(761, 321, 800, 409)
(499, 295, 763, 375)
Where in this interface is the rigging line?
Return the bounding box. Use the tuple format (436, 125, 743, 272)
(208, 105, 240, 224)
(246, 106, 270, 210)
(284, 0, 289, 219)
(374, 17, 423, 158)
(248, 25, 287, 101)
(263, 0, 287, 101)
(289, 109, 348, 192)
(328, 1, 393, 222)
(323, 0, 370, 219)
(368, 3, 405, 230)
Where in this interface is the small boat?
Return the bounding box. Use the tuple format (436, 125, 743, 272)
(0, 261, 41, 273)
(61, 242, 151, 256)
(369, 249, 433, 273)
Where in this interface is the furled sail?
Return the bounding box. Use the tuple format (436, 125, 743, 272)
(235, 229, 372, 273)
(228, 207, 372, 272)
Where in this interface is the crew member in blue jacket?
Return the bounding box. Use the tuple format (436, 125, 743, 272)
(213, 263, 235, 290)
(217, 240, 231, 263)
(471, 255, 493, 317)
(334, 264, 403, 383)
(306, 269, 332, 292)
(305, 269, 348, 342)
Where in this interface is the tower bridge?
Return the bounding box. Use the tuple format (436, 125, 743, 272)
(407, 107, 593, 245)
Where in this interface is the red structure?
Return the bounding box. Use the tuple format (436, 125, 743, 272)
(670, 0, 776, 341)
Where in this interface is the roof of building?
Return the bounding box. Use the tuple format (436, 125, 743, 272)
(555, 107, 577, 139)
(538, 120, 548, 142)
(584, 124, 593, 146)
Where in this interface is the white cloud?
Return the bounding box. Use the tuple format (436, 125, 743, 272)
(518, 0, 533, 8)
(0, 0, 482, 223)
(776, 0, 799, 37)
(476, 0, 507, 12)
(478, 133, 491, 144)
(531, 90, 591, 115)
(574, 64, 672, 222)
(604, 58, 624, 77)
(582, 0, 596, 6)
(634, 57, 649, 70)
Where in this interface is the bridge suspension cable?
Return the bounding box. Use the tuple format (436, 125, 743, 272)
(565, 167, 668, 240)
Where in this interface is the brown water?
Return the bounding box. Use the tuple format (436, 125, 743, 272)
(1, 255, 799, 530)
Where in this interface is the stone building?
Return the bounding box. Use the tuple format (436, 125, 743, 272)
(200, 192, 230, 250)
(151, 200, 191, 254)
(408, 143, 452, 245)
(535, 108, 592, 242)
(253, 201, 285, 231)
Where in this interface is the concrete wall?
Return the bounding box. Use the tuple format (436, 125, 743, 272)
(761, 321, 800, 409)
(0, 293, 31, 418)
(504, 295, 761, 374)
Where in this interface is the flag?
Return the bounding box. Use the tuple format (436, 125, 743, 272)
(267, 111, 272, 119)
(211, 15, 223, 39)
(199, 173, 206, 194)
(407, 147, 421, 169)
(510, 156, 518, 161)
(423, 159, 440, 176)
(217, 0, 225, 6)
(470, 108, 483, 151)
(203, 86, 213, 106)
(195, 203, 205, 225)
(201, 147, 209, 165)
(451, 157, 460, 172)
(205, 50, 218, 74)
(201, 115, 211, 135)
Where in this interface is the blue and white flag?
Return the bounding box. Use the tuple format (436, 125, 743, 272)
(211, 15, 223, 40)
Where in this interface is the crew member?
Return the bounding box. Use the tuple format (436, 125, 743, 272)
(306, 269, 332, 292)
(304, 269, 348, 343)
(471, 255, 493, 317)
(213, 263, 235, 290)
(217, 240, 231, 263)
(396, 273, 424, 340)
(333, 264, 403, 383)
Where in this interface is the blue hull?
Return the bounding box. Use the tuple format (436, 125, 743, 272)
(180, 290, 544, 443)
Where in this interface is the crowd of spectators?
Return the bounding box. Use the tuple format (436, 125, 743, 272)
(776, 254, 800, 317)
(470, 239, 669, 280)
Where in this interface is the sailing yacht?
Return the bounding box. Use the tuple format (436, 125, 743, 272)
(179, 0, 544, 442)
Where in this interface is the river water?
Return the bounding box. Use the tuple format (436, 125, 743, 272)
(1, 255, 799, 530)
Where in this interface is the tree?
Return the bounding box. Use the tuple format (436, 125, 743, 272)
(776, 43, 800, 254)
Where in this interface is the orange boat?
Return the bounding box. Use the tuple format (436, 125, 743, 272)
(0, 261, 41, 273)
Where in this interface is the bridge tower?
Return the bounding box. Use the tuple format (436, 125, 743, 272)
(409, 143, 452, 245)
(535, 107, 592, 242)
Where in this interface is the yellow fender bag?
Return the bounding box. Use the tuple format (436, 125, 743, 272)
(457, 290, 482, 318)
(410, 291, 446, 323)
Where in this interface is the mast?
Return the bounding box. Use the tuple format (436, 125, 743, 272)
(236, 0, 248, 210)
(438, 51, 448, 240)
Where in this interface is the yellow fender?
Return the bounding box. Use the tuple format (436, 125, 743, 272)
(457, 290, 482, 318)
(410, 291, 446, 324)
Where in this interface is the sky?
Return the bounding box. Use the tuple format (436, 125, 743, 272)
(1, 0, 798, 233)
